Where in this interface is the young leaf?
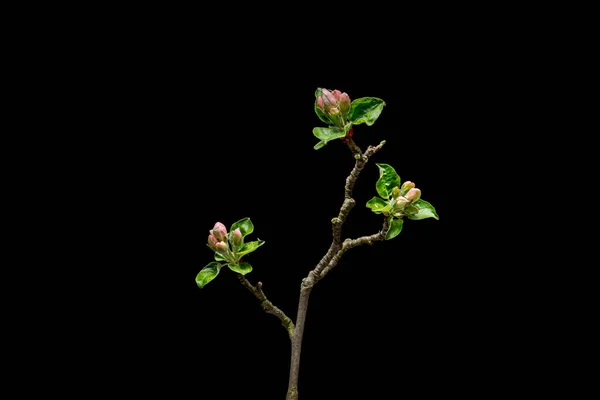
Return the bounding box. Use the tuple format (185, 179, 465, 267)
(236, 240, 265, 257)
(349, 97, 386, 126)
(214, 252, 227, 262)
(406, 200, 439, 220)
(386, 217, 403, 240)
(375, 163, 401, 199)
(228, 262, 253, 275)
(314, 141, 326, 150)
(366, 197, 392, 214)
(196, 262, 222, 288)
(231, 218, 254, 238)
(315, 103, 331, 125)
(312, 127, 347, 143)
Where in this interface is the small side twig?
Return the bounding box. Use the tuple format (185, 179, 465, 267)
(319, 216, 389, 279)
(237, 274, 295, 340)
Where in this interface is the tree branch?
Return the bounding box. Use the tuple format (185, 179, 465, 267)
(319, 216, 390, 280)
(286, 139, 387, 399)
(237, 274, 295, 340)
(317, 139, 385, 276)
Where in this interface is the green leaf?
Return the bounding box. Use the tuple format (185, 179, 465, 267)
(375, 163, 401, 199)
(315, 102, 331, 125)
(228, 262, 253, 275)
(407, 199, 439, 220)
(214, 252, 227, 262)
(196, 262, 222, 288)
(349, 97, 386, 126)
(366, 197, 392, 214)
(314, 140, 326, 150)
(237, 240, 265, 257)
(386, 217, 403, 240)
(315, 87, 323, 98)
(312, 127, 347, 143)
(231, 218, 254, 238)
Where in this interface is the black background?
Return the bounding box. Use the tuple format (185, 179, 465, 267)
(83, 41, 523, 398)
(118, 77, 481, 398)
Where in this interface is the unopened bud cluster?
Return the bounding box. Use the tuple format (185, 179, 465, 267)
(390, 181, 421, 217)
(207, 222, 243, 262)
(316, 89, 351, 128)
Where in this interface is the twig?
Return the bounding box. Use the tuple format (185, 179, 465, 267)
(319, 217, 390, 279)
(237, 274, 295, 340)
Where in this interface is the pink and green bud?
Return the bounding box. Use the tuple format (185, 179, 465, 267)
(215, 241, 227, 253)
(328, 107, 343, 127)
(208, 235, 218, 250)
(392, 186, 401, 199)
(393, 196, 410, 209)
(400, 181, 415, 195)
(316, 96, 324, 110)
(405, 188, 421, 202)
(339, 92, 351, 116)
(211, 225, 227, 242)
(332, 89, 342, 100)
(321, 94, 334, 112)
(321, 89, 337, 106)
(213, 222, 227, 234)
(233, 228, 242, 246)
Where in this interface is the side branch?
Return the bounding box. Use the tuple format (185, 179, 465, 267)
(237, 274, 295, 340)
(319, 217, 390, 280)
(314, 139, 385, 277)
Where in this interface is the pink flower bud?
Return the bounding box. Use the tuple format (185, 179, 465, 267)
(211, 223, 227, 242)
(208, 235, 218, 250)
(233, 228, 242, 246)
(393, 196, 410, 209)
(339, 92, 350, 115)
(405, 188, 421, 202)
(332, 89, 342, 100)
(330, 107, 340, 115)
(215, 242, 227, 253)
(321, 89, 337, 107)
(316, 96, 324, 110)
(213, 222, 227, 235)
(400, 181, 415, 195)
(401, 181, 415, 191)
(321, 94, 334, 111)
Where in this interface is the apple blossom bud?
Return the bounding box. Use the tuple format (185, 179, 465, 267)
(392, 186, 401, 199)
(393, 196, 410, 209)
(211, 227, 226, 242)
(215, 242, 227, 253)
(321, 89, 337, 106)
(316, 96, 324, 110)
(400, 181, 415, 195)
(213, 222, 227, 235)
(328, 107, 343, 127)
(405, 188, 421, 202)
(208, 235, 218, 250)
(321, 94, 334, 111)
(233, 228, 242, 246)
(339, 92, 350, 116)
(332, 89, 342, 100)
